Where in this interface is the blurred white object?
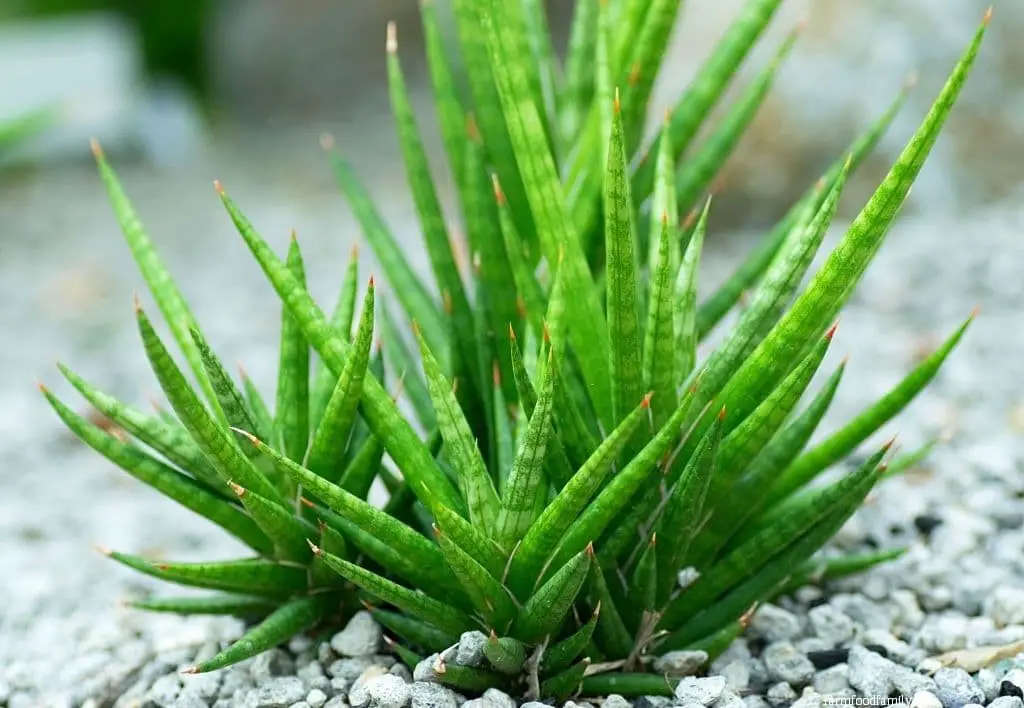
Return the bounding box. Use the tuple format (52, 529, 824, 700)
(0, 13, 206, 165)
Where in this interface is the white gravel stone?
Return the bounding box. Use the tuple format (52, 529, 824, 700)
(933, 668, 984, 708)
(990, 697, 1024, 708)
(765, 682, 798, 707)
(910, 693, 943, 708)
(808, 605, 854, 646)
(332, 612, 383, 658)
(365, 674, 411, 708)
(763, 643, 815, 687)
(752, 605, 804, 643)
(653, 650, 708, 676)
(985, 587, 1024, 627)
(674, 676, 727, 706)
(848, 645, 896, 698)
(246, 677, 307, 708)
(306, 688, 328, 708)
(410, 682, 459, 708)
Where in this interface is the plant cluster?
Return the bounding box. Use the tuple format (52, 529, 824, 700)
(43, 0, 990, 700)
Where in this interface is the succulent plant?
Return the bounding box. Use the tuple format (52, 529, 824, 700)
(43, 0, 990, 700)
(0, 106, 56, 158)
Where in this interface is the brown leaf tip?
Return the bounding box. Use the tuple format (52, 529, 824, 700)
(794, 18, 809, 34)
(593, 601, 602, 618)
(970, 305, 981, 319)
(649, 533, 657, 547)
(132, 292, 143, 313)
(466, 114, 481, 142)
(492, 360, 502, 387)
(300, 497, 316, 509)
(89, 137, 104, 158)
(489, 629, 499, 640)
(319, 133, 336, 151)
(628, 63, 641, 87)
(230, 426, 261, 446)
(492, 174, 506, 205)
(95, 545, 113, 556)
(180, 665, 200, 675)
(36, 381, 49, 394)
(213, 180, 224, 196)
(585, 542, 596, 557)
(663, 107, 672, 126)
(825, 322, 839, 340)
(641, 392, 654, 409)
(227, 481, 246, 497)
(661, 210, 669, 227)
(383, 635, 397, 647)
(739, 603, 758, 628)
(307, 539, 323, 555)
(350, 242, 360, 259)
(983, 6, 993, 25)
(883, 435, 898, 451)
(718, 405, 727, 421)
(368, 274, 376, 289)
(542, 322, 552, 344)
(508, 322, 517, 342)
(613, 87, 621, 114)
(386, 21, 398, 53)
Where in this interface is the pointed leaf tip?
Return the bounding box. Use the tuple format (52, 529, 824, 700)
(613, 87, 621, 113)
(740, 603, 758, 628)
(718, 405, 727, 421)
(386, 21, 398, 52)
(585, 542, 596, 557)
(227, 481, 246, 497)
(508, 322, 517, 341)
(970, 305, 981, 319)
(492, 174, 506, 205)
(983, 6, 993, 24)
(825, 322, 839, 340)
(213, 180, 224, 195)
(492, 360, 502, 387)
(229, 426, 262, 447)
(319, 133, 336, 151)
(89, 137, 103, 158)
(180, 666, 199, 675)
(306, 539, 322, 555)
(641, 392, 654, 409)
(299, 497, 316, 509)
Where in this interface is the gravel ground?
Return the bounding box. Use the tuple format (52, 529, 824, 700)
(2, 135, 1024, 707)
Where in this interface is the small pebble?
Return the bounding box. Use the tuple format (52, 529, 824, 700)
(674, 676, 727, 706)
(719, 660, 751, 692)
(307, 688, 328, 708)
(991, 697, 1024, 708)
(410, 681, 459, 708)
(366, 674, 412, 708)
(652, 650, 708, 676)
(602, 695, 632, 708)
(933, 668, 984, 708)
(763, 642, 815, 687)
(813, 664, 850, 695)
(247, 677, 307, 708)
(454, 632, 488, 668)
(766, 682, 798, 707)
(848, 645, 896, 698)
(332, 612, 383, 658)
(752, 605, 803, 643)
(986, 587, 1024, 627)
(910, 692, 943, 708)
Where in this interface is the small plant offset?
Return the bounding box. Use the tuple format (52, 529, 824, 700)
(44, 0, 990, 700)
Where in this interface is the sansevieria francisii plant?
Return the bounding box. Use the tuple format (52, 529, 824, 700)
(42, 0, 990, 699)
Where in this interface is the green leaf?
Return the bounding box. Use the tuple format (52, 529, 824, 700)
(587, 561, 633, 659)
(698, 164, 846, 413)
(218, 184, 462, 514)
(674, 27, 800, 213)
(313, 546, 473, 635)
(513, 547, 591, 642)
(766, 314, 973, 506)
(484, 633, 528, 675)
(713, 330, 834, 495)
(646, 112, 679, 271)
(305, 280, 375, 483)
(618, 0, 685, 149)
(664, 447, 886, 628)
(416, 324, 500, 533)
(276, 237, 311, 463)
(388, 23, 481, 401)
(495, 178, 545, 340)
(643, 213, 679, 429)
(543, 605, 599, 674)
(136, 305, 285, 506)
(380, 306, 436, 430)
(687, 361, 845, 566)
(433, 657, 509, 693)
(185, 596, 327, 673)
(435, 526, 517, 630)
(240, 366, 276, 445)
(56, 364, 222, 490)
(775, 548, 906, 598)
(42, 386, 273, 554)
(228, 482, 315, 563)
(420, 0, 468, 198)
(371, 607, 459, 653)
(384, 635, 425, 670)
(675, 200, 710, 380)
(631, 0, 786, 200)
(90, 141, 219, 412)
(654, 411, 723, 605)
(495, 351, 555, 549)
(432, 504, 508, 580)
(628, 534, 658, 620)
(476, 0, 613, 430)
(540, 658, 589, 701)
(323, 146, 447, 359)
(605, 93, 644, 428)
(549, 388, 699, 573)
(312, 245, 360, 429)
(508, 394, 650, 597)
(693, 78, 912, 338)
(188, 325, 267, 457)
(338, 435, 386, 500)
(128, 594, 278, 617)
(714, 17, 988, 431)
(243, 431, 460, 597)
(104, 551, 307, 597)
(580, 672, 676, 698)
(559, 0, 597, 143)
